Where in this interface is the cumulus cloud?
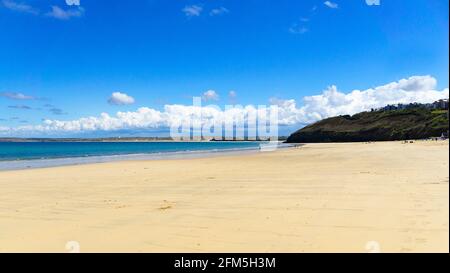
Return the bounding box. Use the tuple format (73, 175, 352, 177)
(0, 76, 448, 136)
(210, 7, 229, 16)
(182, 5, 202, 17)
(324, 1, 338, 9)
(46, 5, 84, 20)
(108, 92, 135, 106)
(202, 90, 219, 101)
(273, 75, 448, 125)
(0, 92, 35, 100)
(1, 0, 39, 15)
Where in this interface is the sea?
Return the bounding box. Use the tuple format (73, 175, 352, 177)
(0, 141, 291, 170)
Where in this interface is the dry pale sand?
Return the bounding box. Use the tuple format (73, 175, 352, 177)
(0, 141, 448, 253)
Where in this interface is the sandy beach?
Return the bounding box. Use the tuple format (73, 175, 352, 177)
(0, 141, 448, 253)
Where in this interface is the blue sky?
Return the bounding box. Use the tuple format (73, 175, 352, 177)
(0, 0, 448, 137)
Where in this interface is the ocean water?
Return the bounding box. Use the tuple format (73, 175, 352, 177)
(0, 141, 263, 161)
(0, 141, 295, 170)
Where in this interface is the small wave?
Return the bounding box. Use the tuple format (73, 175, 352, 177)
(0, 144, 272, 171)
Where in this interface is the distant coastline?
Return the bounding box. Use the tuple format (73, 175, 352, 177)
(0, 137, 179, 143)
(0, 137, 287, 143)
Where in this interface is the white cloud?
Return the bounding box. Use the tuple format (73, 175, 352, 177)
(289, 24, 308, 34)
(1, 76, 448, 136)
(365, 0, 380, 6)
(210, 7, 229, 16)
(182, 5, 202, 17)
(273, 75, 448, 125)
(65, 0, 80, 6)
(2, 1, 85, 19)
(46, 5, 84, 20)
(202, 90, 219, 101)
(228, 90, 237, 104)
(108, 92, 135, 105)
(8, 105, 31, 110)
(49, 107, 66, 115)
(324, 1, 338, 9)
(1, 0, 39, 15)
(0, 92, 35, 100)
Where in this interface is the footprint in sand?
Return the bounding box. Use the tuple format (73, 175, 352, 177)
(158, 200, 175, 211)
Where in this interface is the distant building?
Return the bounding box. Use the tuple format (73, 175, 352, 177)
(433, 99, 449, 110)
(375, 99, 449, 112)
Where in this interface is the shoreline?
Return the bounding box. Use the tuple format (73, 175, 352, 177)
(0, 141, 448, 252)
(0, 142, 296, 171)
